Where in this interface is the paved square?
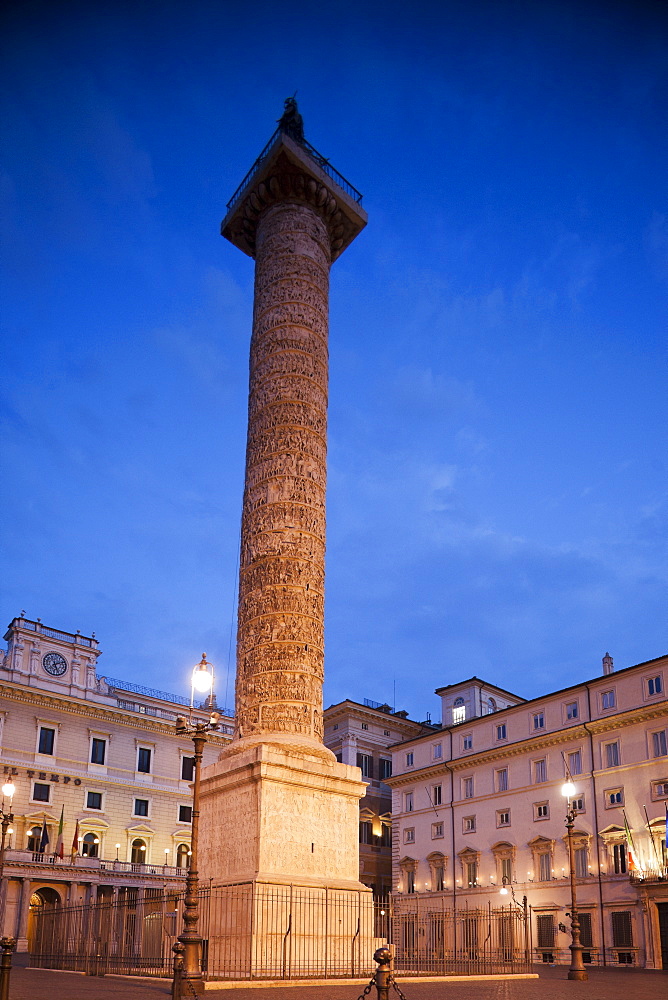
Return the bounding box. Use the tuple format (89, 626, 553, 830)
(4, 965, 665, 999)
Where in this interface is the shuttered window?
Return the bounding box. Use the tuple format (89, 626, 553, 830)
(537, 914, 555, 948)
(611, 911, 633, 947)
(579, 912, 593, 948)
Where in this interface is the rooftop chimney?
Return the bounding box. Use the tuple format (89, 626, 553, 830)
(602, 652, 614, 675)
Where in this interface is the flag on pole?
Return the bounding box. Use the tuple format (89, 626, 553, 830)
(623, 811, 637, 872)
(39, 816, 49, 854)
(55, 805, 64, 859)
(71, 819, 79, 857)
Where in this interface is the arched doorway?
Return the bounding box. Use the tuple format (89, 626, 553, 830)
(27, 887, 61, 952)
(176, 843, 191, 869)
(81, 832, 99, 858)
(130, 838, 146, 864)
(26, 826, 42, 853)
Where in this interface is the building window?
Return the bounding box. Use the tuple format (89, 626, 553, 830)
(38, 726, 55, 755)
(568, 750, 582, 776)
(538, 853, 552, 881)
(361, 723, 368, 730)
(575, 847, 588, 878)
(566, 701, 579, 720)
(332, 724, 338, 730)
(497, 810, 510, 828)
(500, 857, 512, 882)
(357, 753, 372, 778)
(537, 914, 555, 948)
(601, 689, 616, 710)
(432, 784, 442, 806)
(579, 912, 593, 948)
(433, 743, 442, 759)
(606, 788, 623, 807)
(379, 758, 392, 780)
(651, 779, 668, 800)
(496, 767, 508, 792)
(406, 752, 414, 767)
(90, 738, 106, 765)
(131, 838, 147, 864)
(134, 798, 149, 817)
(178, 805, 192, 823)
(32, 782, 51, 803)
(466, 860, 477, 885)
(335, 753, 343, 763)
(463, 816, 476, 833)
(534, 758, 547, 783)
(406, 870, 415, 893)
(463, 776, 474, 799)
(359, 821, 373, 844)
(452, 698, 466, 724)
(137, 747, 152, 773)
(181, 756, 195, 781)
(81, 832, 99, 858)
(432, 822, 444, 839)
(404, 828, 415, 844)
(434, 866, 445, 891)
(496, 724, 507, 741)
(651, 730, 667, 758)
(611, 911, 633, 947)
(405, 791, 414, 812)
(613, 843, 627, 874)
(488, 697, 497, 713)
(383, 729, 390, 736)
(647, 675, 663, 697)
(176, 843, 190, 868)
(463, 734, 473, 751)
(533, 712, 545, 731)
(27, 826, 42, 852)
(86, 791, 103, 810)
(605, 741, 620, 768)
(534, 801, 549, 820)
(380, 823, 392, 847)
(571, 795, 585, 813)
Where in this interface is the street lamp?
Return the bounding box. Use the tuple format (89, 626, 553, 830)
(561, 780, 588, 981)
(1, 780, 16, 926)
(174, 655, 220, 998)
(1, 781, 16, 872)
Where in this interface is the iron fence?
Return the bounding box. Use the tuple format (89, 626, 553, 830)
(30, 885, 530, 980)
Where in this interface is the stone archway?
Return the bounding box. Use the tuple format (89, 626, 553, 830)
(27, 886, 61, 951)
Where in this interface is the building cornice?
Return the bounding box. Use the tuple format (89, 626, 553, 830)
(0, 681, 229, 745)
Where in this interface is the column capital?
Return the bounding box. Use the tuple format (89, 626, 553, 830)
(222, 131, 367, 261)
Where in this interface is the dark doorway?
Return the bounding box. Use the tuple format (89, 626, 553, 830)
(657, 902, 668, 970)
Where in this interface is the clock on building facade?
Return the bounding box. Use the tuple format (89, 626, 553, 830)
(42, 651, 68, 676)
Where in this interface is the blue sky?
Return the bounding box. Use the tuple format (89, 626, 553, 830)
(1, 0, 666, 721)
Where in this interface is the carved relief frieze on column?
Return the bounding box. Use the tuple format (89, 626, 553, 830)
(236, 199, 331, 742)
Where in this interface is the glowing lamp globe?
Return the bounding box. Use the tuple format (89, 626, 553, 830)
(192, 654, 214, 693)
(2, 781, 15, 801)
(562, 780, 576, 799)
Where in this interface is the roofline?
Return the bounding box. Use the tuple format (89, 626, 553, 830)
(393, 653, 668, 750)
(434, 676, 523, 700)
(324, 698, 434, 728)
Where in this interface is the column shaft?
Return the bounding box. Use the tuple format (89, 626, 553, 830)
(236, 202, 330, 742)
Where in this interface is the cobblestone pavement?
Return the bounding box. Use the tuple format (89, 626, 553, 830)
(5, 965, 665, 999)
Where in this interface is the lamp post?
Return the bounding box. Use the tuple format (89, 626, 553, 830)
(0, 784, 15, 878)
(561, 780, 588, 981)
(0, 781, 16, 930)
(173, 655, 220, 998)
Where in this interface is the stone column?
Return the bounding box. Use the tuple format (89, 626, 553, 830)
(236, 200, 330, 743)
(15, 878, 31, 951)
